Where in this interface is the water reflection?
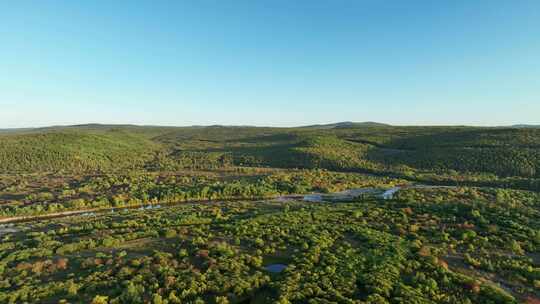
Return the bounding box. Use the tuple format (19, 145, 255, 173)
(264, 264, 287, 273)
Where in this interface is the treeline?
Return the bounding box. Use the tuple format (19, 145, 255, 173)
(0, 170, 402, 217)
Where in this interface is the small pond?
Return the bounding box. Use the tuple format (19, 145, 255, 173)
(264, 264, 287, 273)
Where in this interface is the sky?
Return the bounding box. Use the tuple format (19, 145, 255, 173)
(1, 0, 539, 128)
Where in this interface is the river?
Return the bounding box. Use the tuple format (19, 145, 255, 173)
(0, 184, 455, 224)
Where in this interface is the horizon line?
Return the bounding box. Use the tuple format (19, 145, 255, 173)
(1, 121, 539, 130)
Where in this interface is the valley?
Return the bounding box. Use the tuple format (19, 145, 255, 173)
(0, 124, 539, 303)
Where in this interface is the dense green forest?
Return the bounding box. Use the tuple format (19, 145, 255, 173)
(1, 124, 539, 179)
(0, 124, 539, 303)
(0, 130, 158, 173)
(0, 170, 403, 218)
(1, 186, 538, 303)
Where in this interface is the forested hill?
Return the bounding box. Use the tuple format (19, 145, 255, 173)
(0, 130, 160, 173)
(0, 124, 539, 180)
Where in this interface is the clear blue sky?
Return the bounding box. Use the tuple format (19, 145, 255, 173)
(1, 0, 539, 127)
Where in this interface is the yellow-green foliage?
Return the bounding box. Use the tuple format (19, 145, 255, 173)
(291, 135, 378, 171)
(0, 131, 159, 173)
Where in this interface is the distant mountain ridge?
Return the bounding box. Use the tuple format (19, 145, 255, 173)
(0, 122, 391, 133)
(510, 124, 540, 128)
(299, 121, 391, 129)
(2, 122, 539, 131)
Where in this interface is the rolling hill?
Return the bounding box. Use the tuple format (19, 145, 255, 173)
(0, 124, 539, 179)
